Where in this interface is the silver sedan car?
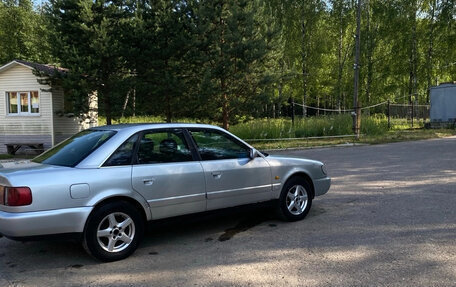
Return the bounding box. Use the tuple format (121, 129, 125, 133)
(0, 124, 330, 261)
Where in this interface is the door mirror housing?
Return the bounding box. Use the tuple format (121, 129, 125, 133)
(249, 148, 259, 159)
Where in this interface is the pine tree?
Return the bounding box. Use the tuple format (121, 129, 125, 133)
(191, 0, 270, 129)
(47, 0, 133, 124)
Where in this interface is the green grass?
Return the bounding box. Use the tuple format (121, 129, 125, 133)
(230, 114, 390, 139)
(0, 154, 13, 160)
(360, 129, 456, 145)
(101, 114, 390, 138)
(250, 129, 456, 150)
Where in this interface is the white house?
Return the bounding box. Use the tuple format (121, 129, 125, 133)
(0, 59, 97, 154)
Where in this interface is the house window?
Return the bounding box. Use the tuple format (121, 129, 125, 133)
(6, 91, 39, 115)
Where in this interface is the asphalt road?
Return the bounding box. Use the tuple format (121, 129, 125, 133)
(1, 137, 455, 286)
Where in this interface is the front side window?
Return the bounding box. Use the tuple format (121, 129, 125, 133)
(137, 129, 193, 164)
(189, 129, 250, 160)
(33, 130, 116, 167)
(7, 91, 39, 114)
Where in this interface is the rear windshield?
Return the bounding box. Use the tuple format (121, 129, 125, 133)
(33, 130, 116, 167)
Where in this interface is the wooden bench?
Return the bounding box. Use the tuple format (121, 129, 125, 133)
(5, 143, 44, 155)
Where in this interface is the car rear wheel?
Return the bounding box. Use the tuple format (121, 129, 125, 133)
(83, 201, 144, 262)
(276, 177, 313, 221)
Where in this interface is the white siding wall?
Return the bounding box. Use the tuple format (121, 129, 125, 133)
(52, 87, 85, 144)
(0, 64, 52, 153)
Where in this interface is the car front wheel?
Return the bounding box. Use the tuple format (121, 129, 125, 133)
(83, 201, 144, 262)
(277, 177, 313, 221)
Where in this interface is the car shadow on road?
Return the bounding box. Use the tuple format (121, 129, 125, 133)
(142, 202, 278, 244)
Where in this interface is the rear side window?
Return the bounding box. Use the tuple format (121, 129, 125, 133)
(136, 129, 193, 164)
(33, 130, 116, 167)
(104, 134, 139, 166)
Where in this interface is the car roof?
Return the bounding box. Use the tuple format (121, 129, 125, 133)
(90, 123, 224, 132)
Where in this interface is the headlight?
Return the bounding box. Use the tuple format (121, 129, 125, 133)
(321, 165, 328, 175)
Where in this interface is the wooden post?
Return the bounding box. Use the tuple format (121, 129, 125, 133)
(302, 98, 306, 117)
(291, 100, 295, 127)
(387, 100, 391, 129)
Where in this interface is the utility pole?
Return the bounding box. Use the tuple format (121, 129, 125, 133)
(353, 0, 362, 140)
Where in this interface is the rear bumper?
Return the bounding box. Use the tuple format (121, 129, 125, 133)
(0, 207, 92, 238)
(313, 177, 331, 196)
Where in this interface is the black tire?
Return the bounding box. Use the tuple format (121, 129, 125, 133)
(83, 201, 144, 262)
(276, 177, 313, 222)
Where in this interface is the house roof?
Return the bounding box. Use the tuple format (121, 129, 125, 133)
(0, 59, 67, 76)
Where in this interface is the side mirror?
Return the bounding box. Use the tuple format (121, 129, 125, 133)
(249, 148, 259, 159)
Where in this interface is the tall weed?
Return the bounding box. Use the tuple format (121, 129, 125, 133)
(99, 114, 396, 139)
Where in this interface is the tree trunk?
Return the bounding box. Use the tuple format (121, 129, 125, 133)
(165, 60, 172, 123)
(219, 4, 228, 130)
(165, 88, 171, 123)
(408, 1, 418, 105)
(426, 0, 436, 103)
(222, 93, 229, 130)
(336, 0, 344, 113)
(353, 0, 361, 139)
(121, 90, 130, 118)
(365, 0, 374, 105)
(132, 88, 136, 116)
(103, 88, 112, 125)
(301, 8, 308, 117)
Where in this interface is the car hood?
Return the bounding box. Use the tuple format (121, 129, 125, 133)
(265, 155, 323, 166)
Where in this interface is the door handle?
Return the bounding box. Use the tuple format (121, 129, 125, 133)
(211, 171, 222, 179)
(143, 179, 155, 186)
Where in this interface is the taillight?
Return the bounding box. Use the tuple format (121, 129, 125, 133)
(3, 187, 32, 206)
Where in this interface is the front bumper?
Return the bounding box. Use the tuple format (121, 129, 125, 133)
(313, 176, 331, 196)
(0, 207, 93, 238)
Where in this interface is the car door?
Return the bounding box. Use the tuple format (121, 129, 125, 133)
(131, 128, 206, 219)
(187, 128, 272, 210)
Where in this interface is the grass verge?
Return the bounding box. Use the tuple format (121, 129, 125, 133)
(0, 154, 13, 160)
(250, 129, 456, 150)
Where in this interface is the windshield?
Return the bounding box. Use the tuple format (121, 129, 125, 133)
(33, 130, 116, 167)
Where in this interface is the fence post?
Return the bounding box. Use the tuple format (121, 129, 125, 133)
(387, 100, 391, 129)
(292, 100, 295, 127)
